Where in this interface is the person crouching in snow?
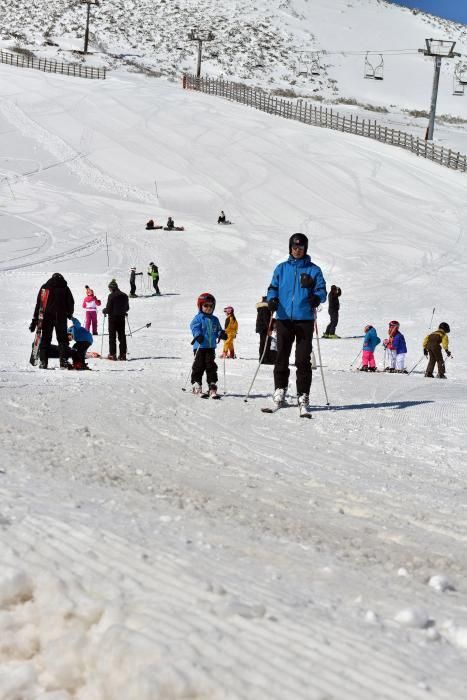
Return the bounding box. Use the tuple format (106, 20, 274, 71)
(383, 321, 408, 373)
(360, 325, 381, 371)
(220, 306, 238, 358)
(190, 293, 227, 397)
(67, 317, 93, 369)
(423, 322, 451, 379)
(82, 286, 101, 335)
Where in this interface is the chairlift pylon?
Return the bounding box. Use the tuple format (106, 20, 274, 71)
(364, 52, 384, 81)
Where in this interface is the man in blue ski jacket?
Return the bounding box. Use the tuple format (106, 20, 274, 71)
(267, 233, 327, 408)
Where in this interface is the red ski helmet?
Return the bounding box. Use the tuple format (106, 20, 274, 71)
(197, 292, 216, 310)
(389, 320, 399, 328)
(224, 306, 234, 314)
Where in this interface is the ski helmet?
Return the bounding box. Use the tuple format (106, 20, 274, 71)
(439, 322, 450, 333)
(130, 266, 136, 271)
(197, 292, 216, 310)
(389, 320, 400, 328)
(364, 324, 373, 333)
(224, 306, 234, 314)
(289, 233, 308, 254)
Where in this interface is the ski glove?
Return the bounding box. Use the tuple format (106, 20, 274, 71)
(219, 330, 228, 341)
(29, 319, 37, 332)
(300, 273, 315, 290)
(446, 350, 451, 357)
(191, 335, 204, 345)
(423, 349, 428, 357)
(309, 294, 321, 308)
(268, 298, 279, 312)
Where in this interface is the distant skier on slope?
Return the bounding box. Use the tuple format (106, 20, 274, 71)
(190, 293, 227, 398)
(82, 286, 101, 335)
(266, 233, 326, 411)
(148, 262, 161, 296)
(29, 272, 74, 369)
(322, 285, 341, 338)
(383, 321, 408, 373)
(102, 279, 129, 361)
(423, 322, 451, 379)
(360, 325, 381, 372)
(129, 267, 143, 297)
(220, 306, 238, 358)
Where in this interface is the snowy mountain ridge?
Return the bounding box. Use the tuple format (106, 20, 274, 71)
(1, 0, 467, 115)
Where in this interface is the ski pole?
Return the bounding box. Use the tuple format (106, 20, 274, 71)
(350, 349, 362, 368)
(429, 306, 435, 329)
(181, 346, 200, 391)
(314, 315, 330, 407)
(223, 356, 226, 395)
(126, 316, 133, 337)
(244, 315, 274, 402)
(130, 322, 152, 335)
(408, 355, 425, 375)
(101, 315, 106, 356)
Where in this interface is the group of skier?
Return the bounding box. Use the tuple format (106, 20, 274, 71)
(29, 232, 453, 408)
(129, 263, 161, 297)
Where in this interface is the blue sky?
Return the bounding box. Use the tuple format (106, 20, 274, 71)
(390, 1, 467, 24)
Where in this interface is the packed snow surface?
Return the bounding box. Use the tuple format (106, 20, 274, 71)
(1, 53, 467, 700)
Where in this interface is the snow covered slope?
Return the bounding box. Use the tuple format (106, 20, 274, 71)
(1, 51, 467, 700)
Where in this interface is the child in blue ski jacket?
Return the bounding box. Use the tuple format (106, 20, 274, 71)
(190, 293, 226, 397)
(360, 325, 381, 372)
(68, 316, 93, 369)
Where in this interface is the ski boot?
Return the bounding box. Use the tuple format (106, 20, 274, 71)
(359, 366, 369, 372)
(107, 354, 117, 361)
(118, 353, 127, 361)
(368, 367, 377, 372)
(273, 388, 286, 406)
(192, 382, 202, 395)
(298, 393, 312, 417)
(425, 373, 434, 378)
(60, 359, 73, 370)
(39, 360, 48, 369)
(437, 374, 447, 379)
(72, 360, 84, 370)
(209, 383, 219, 399)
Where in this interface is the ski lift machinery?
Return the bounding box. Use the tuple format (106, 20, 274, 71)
(364, 52, 384, 80)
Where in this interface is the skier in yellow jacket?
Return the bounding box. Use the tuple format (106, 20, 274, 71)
(220, 306, 238, 358)
(423, 322, 451, 378)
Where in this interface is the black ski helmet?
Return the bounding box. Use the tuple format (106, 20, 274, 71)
(289, 233, 308, 254)
(439, 322, 450, 333)
(52, 272, 65, 281)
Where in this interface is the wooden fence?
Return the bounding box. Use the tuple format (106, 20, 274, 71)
(0, 50, 106, 80)
(183, 74, 467, 174)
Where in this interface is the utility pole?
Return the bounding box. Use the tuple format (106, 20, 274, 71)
(81, 0, 99, 54)
(188, 29, 215, 78)
(418, 38, 459, 140)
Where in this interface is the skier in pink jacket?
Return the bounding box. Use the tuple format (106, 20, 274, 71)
(82, 286, 101, 335)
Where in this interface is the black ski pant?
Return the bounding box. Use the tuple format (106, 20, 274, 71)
(73, 340, 92, 364)
(191, 348, 218, 387)
(274, 319, 314, 395)
(152, 279, 161, 295)
(40, 316, 69, 365)
(108, 315, 127, 357)
(426, 346, 445, 377)
(325, 310, 339, 336)
(130, 281, 136, 295)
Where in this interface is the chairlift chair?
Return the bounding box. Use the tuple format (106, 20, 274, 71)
(453, 78, 464, 96)
(310, 51, 321, 76)
(296, 52, 308, 77)
(364, 52, 384, 81)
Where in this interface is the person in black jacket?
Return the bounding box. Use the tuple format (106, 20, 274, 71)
(255, 296, 272, 363)
(29, 272, 74, 369)
(103, 279, 130, 360)
(323, 285, 342, 339)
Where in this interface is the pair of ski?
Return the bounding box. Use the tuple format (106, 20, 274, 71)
(197, 391, 221, 400)
(261, 402, 312, 419)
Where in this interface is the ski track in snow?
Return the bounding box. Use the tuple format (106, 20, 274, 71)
(1, 60, 467, 699)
